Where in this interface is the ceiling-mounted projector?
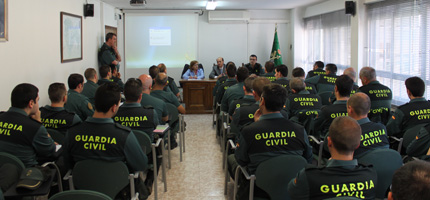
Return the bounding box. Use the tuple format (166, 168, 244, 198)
(130, 0, 146, 6)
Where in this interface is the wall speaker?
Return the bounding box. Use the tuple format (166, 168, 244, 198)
(345, 1, 356, 16)
(84, 4, 94, 17)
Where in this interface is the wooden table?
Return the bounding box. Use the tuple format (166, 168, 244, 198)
(180, 79, 217, 114)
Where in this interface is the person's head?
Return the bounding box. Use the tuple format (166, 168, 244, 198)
(343, 67, 357, 82)
(405, 76, 425, 98)
(99, 65, 111, 79)
(149, 65, 159, 79)
(292, 67, 305, 79)
(252, 77, 271, 98)
(260, 84, 287, 112)
(138, 74, 153, 91)
(94, 82, 121, 114)
(335, 75, 354, 98)
(249, 54, 257, 65)
(275, 64, 288, 78)
(48, 83, 67, 104)
(124, 78, 143, 102)
(359, 67, 377, 85)
(325, 63, 337, 75)
(226, 62, 237, 78)
(243, 77, 256, 94)
(68, 73, 84, 92)
(216, 57, 224, 68)
(11, 83, 39, 113)
(105, 32, 117, 47)
(314, 61, 324, 70)
(328, 116, 361, 156)
(347, 92, 371, 119)
(84, 68, 98, 82)
(158, 63, 167, 73)
(189, 60, 199, 71)
(389, 160, 430, 200)
(265, 61, 275, 73)
(155, 73, 168, 86)
(236, 67, 249, 83)
(289, 78, 306, 93)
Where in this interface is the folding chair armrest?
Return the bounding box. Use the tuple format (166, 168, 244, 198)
(308, 135, 323, 144)
(239, 166, 255, 180)
(389, 136, 404, 153)
(153, 138, 163, 147)
(228, 139, 237, 150)
(63, 170, 72, 181)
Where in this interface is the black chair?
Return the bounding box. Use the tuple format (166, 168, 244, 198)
(49, 190, 112, 200)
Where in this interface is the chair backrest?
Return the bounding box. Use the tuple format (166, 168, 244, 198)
(0, 152, 25, 174)
(402, 123, 427, 149)
(181, 64, 189, 77)
(49, 190, 112, 200)
(72, 160, 130, 199)
(318, 91, 333, 106)
(296, 110, 319, 134)
(357, 148, 402, 199)
(133, 130, 152, 155)
(255, 155, 308, 200)
(166, 103, 179, 123)
(46, 128, 65, 145)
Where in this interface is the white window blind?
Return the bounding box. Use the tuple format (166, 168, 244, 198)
(367, 0, 430, 105)
(303, 10, 351, 75)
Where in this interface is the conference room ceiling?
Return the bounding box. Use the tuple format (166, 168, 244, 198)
(100, 0, 326, 10)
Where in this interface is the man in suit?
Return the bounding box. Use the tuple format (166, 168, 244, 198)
(209, 57, 226, 79)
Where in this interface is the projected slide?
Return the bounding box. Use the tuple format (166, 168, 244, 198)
(150, 28, 171, 46)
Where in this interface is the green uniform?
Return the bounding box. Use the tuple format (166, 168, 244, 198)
(358, 81, 392, 125)
(215, 78, 237, 104)
(406, 123, 430, 158)
(213, 76, 228, 97)
(167, 76, 180, 96)
(273, 77, 290, 93)
(98, 43, 119, 70)
(111, 77, 124, 92)
(261, 72, 276, 82)
(231, 102, 259, 140)
(305, 82, 317, 95)
(354, 118, 389, 158)
(313, 100, 348, 138)
(228, 95, 255, 117)
(284, 90, 322, 120)
(386, 98, 430, 137)
(288, 159, 377, 200)
(150, 90, 181, 107)
(329, 84, 359, 104)
(0, 107, 56, 167)
(221, 82, 245, 112)
(81, 81, 99, 105)
(140, 93, 168, 124)
(305, 68, 325, 79)
(40, 105, 82, 133)
(244, 63, 264, 76)
(65, 90, 94, 121)
(97, 78, 111, 86)
(305, 73, 338, 94)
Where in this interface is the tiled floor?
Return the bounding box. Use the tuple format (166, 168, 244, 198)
(147, 114, 234, 200)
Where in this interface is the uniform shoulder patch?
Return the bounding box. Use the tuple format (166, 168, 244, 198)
(88, 102, 93, 111)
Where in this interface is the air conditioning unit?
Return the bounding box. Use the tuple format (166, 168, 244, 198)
(130, 0, 146, 6)
(208, 11, 250, 24)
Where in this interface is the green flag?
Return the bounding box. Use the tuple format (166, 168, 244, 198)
(270, 26, 283, 66)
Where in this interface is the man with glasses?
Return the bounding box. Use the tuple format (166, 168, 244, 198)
(244, 54, 264, 76)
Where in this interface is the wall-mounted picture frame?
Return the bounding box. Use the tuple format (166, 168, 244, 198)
(0, 0, 8, 41)
(61, 12, 82, 63)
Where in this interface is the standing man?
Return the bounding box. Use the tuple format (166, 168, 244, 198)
(98, 32, 121, 70)
(65, 73, 94, 121)
(244, 54, 264, 76)
(209, 57, 226, 79)
(81, 68, 99, 105)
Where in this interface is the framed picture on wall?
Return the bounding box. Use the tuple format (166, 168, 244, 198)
(0, 0, 7, 41)
(61, 12, 82, 63)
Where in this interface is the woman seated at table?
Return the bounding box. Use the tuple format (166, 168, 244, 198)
(182, 60, 205, 80)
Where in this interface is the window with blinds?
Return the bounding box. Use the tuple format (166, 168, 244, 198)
(303, 10, 351, 75)
(367, 0, 430, 105)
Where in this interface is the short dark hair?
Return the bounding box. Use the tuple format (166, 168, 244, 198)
(347, 92, 371, 116)
(275, 65, 288, 77)
(329, 116, 361, 155)
(99, 66, 111, 78)
(11, 83, 39, 109)
(94, 82, 121, 113)
(226, 62, 237, 78)
(292, 67, 305, 78)
(289, 78, 305, 92)
(105, 32, 116, 42)
(244, 77, 255, 93)
(68, 74, 84, 90)
(149, 65, 159, 79)
(48, 83, 67, 103)
(236, 67, 249, 82)
(124, 79, 143, 102)
(391, 160, 430, 200)
(250, 54, 257, 60)
(252, 77, 271, 97)
(154, 73, 168, 86)
(84, 68, 97, 80)
(405, 76, 425, 97)
(265, 61, 275, 73)
(314, 61, 324, 69)
(325, 63, 337, 74)
(336, 75, 354, 97)
(261, 84, 287, 112)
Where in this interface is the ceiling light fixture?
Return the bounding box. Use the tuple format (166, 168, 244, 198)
(206, 0, 217, 10)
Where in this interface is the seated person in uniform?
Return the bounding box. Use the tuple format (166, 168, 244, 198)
(305, 63, 338, 94)
(261, 61, 276, 82)
(288, 116, 377, 200)
(81, 68, 99, 105)
(313, 75, 353, 138)
(40, 83, 82, 135)
(406, 123, 430, 159)
(305, 60, 325, 79)
(138, 74, 169, 124)
(358, 67, 392, 125)
(329, 67, 359, 103)
(110, 66, 124, 92)
(221, 67, 249, 113)
(388, 160, 430, 200)
(386, 76, 430, 137)
(0, 83, 56, 167)
(182, 60, 205, 80)
(272, 64, 290, 92)
(346, 92, 389, 158)
(158, 63, 180, 97)
(228, 77, 256, 118)
(151, 73, 185, 114)
(113, 79, 158, 141)
(97, 65, 112, 86)
(244, 54, 264, 76)
(213, 61, 236, 99)
(228, 83, 312, 200)
(209, 57, 226, 79)
(215, 62, 237, 105)
(292, 67, 316, 94)
(65, 73, 94, 121)
(63, 82, 148, 199)
(148, 65, 159, 80)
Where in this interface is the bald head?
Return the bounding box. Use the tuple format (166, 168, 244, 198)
(329, 116, 362, 155)
(344, 67, 357, 82)
(138, 74, 152, 90)
(155, 72, 168, 86)
(347, 92, 371, 117)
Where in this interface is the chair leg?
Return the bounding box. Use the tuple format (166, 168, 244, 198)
(160, 138, 167, 192)
(152, 146, 158, 200)
(179, 117, 183, 162)
(224, 144, 230, 195)
(233, 166, 240, 199)
(168, 130, 171, 169)
(249, 178, 255, 200)
(182, 115, 186, 153)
